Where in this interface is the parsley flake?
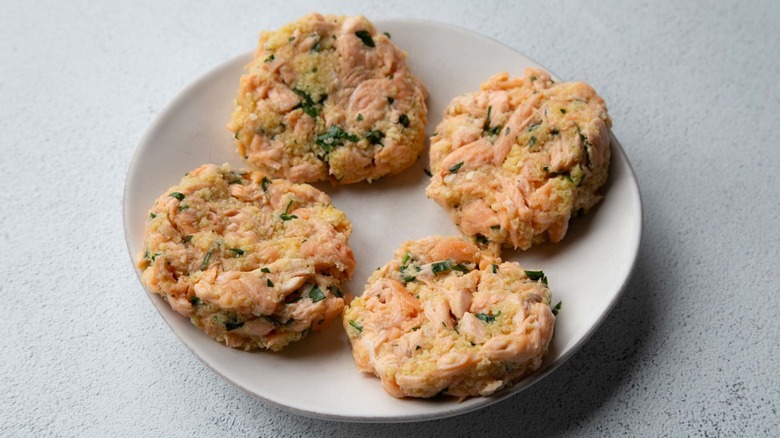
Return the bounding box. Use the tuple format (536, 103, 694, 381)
(431, 260, 452, 274)
(349, 320, 363, 332)
(292, 88, 320, 118)
(552, 301, 562, 316)
(354, 30, 375, 47)
(280, 200, 298, 221)
(200, 250, 212, 270)
(261, 267, 271, 273)
(169, 192, 185, 201)
(475, 312, 500, 323)
(365, 130, 385, 145)
(309, 285, 326, 303)
(449, 161, 464, 173)
(398, 114, 409, 127)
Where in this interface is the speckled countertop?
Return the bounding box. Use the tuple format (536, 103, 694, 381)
(1, 0, 778, 436)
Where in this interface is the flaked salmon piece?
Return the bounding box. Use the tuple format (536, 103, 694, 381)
(137, 163, 355, 351)
(426, 68, 611, 251)
(228, 14, 428, 184)
(343, 236, 556, 399)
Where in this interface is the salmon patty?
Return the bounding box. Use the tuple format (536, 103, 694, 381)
(343, 236, 555, 398)
(137, 163, 355, 351)
(426, 68, 611, 251)
(228, 13, 428, 184)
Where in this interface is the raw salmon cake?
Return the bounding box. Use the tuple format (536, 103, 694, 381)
(228, 13, 428, 184)
(343, 236, 555, 398)
(137, 163, 355, 351)
(426, 68, 611, 251)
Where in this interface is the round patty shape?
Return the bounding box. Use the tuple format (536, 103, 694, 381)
(228, 13, 428, 184)
(343, 236, 555, 398)
(137, 163, 355, 351)
(426, 68, 611, 251)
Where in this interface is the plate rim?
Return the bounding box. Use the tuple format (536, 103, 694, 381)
(122, 17, 643, 423)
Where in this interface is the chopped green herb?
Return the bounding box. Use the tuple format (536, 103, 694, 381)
(349, 320, 363, 332)
(552, 301, 562, 316)
(292, 88, 320, 118)
(560, 108, 566, 114)
(529, 136, 537, 148)
(576, 124, 592, 150)
(230, 248, 244, 256)
(312, 67, 317, 73)
(386, 96, 394, 104)
(149, 213, 156, 220)
(225, 319, 244, 331)
(261, 176, 271, 192)
(490, 225, 501, 230)
(383, 31, 391, 39)
(431, 260, 452, 274)
(365, 130, 385, 145)
(190, 296, 201, 306)
(416, 345, 421, 350)
(525, 270, 545, 281)
(401, 252, 411, 266)
(505, 127, 510, 135)
(354, 30, 375, 47)
(402, 275, 417, 283)
(551, 172, 574, 183)
(530, 75, 537, 81)
(528, 123, 540, 131)
(178, 205, 189, 211)
(311, 39, 321, 52)
(169, 192, 185, 201)
(356, 113, 363, 121)
(200, 250, 212, 270)
(424, 168, 432, 177)
(543, 166, 549, 172)
(261, 267, 271, 273)
(483, 105, 501, 136)
(264, 54, 275, 63)
(267, 279, 274, 287)
(280, 200, 298, 221)
(412, 326, 421, 331)
(309, 285, 326, 302)
(316, 125, 359, 154)
(288, 36, 295, 42)
(491, 264, 499, 273)
(150, 253, 161, 262)
(475, 234, 489, 245)
(452, 264, 470, 273)
(234, 131, 239, 140)
(550, 128, 560, 135)
(329, 286, 343, 298)
(182, 235, 193, 244)
(398, 114, 409, 127)
(448, 161, 464, 173)
(143, 250, 149, 259)
(475, 312, 500, 323)
(261, 315, 281, 325)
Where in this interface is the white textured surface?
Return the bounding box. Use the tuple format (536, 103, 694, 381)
(1, 0, 778, 435)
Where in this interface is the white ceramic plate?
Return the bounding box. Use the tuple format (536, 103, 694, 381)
(124, 19, 642, 422)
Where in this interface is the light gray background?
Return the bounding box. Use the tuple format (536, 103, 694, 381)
(1, 0, 778, 436)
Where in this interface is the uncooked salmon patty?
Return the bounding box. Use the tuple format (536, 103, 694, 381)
(343, 236, 555, 398)
(137, 163, 355, 351)
(228, 13, 428, 184)
(426, 68, 611, 251)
